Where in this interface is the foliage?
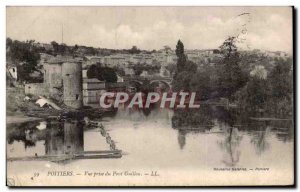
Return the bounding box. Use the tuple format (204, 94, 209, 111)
(132, 64, 160, 76)
(216, 36, 248, 99)
(6, 38, 41, 82)
(175, 40, 187, 72)
(165, 63, 176, 77)
(129, 46, 141, 54)
(87, 64, 118, 83)
(239, 77, 270, 111)
(268, 58, 293, 100)
(189, 71, 213, 100)
(172, 40, 199, 92)
(235, 57, 293, 115)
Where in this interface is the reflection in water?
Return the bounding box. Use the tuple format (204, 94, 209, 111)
(177, 130, 187, 150)
(7, 105, 293, 168)
(171, 105, 293, 167)
(8, 121, 38, 149)
(7, 119, 121, 163)
(250, 125, 270, 155)
(172, 106, 214, 128)
(218, 127, 242, 167)
(45, 121, 84, 156)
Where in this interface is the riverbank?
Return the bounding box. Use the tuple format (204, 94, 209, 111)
(7, 115, 42, 125)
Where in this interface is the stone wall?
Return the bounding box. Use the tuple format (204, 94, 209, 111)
(24, 83, 49, 96)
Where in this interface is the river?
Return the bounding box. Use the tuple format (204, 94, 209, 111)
(6, 106, 294, 186)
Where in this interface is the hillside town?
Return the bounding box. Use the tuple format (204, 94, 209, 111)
(6, 38, 291, 115)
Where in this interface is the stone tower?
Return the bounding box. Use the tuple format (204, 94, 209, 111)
(62, 61, 83, 109)
(43, 61, 63, 98)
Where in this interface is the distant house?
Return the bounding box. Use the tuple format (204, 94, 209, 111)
(117, 75, 124, 82)
(6, 60, 18, 80)
(82, 78, 126, 108)
(8, 65, 17, 80)
(82, 78, 106, 106)
(140, 70, 149, 77)
(124, 68, 135, 76)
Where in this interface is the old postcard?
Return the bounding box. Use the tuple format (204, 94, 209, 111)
(6, 6, 294, 186)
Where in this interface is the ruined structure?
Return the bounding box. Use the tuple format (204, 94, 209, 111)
(25, 56, 84, 109)
(44, 60, 63, 100)
(62, 61, 83, 109)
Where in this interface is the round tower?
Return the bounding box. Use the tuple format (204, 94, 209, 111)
(44, 61, 63, 100)
(62, 61, 83, 109)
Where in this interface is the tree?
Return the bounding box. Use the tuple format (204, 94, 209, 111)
(6, 39, 40, 82)
(189, 71, 212, 100)
(250, 65, 267, 80)
(6, 38, 12, 49)
(165, 63, 176, 77)
(129, 46, 141, 54)
(216, 36, 248, 99)
(87, 64, 117, 83)
(268, 58, 293, 100)
(133, 66, 143, 76)
(175, 40, 184, 57)
(51, 41, 59, 53)
(243, 77, 270, 111)
(172, 71, 191, 91)
(50, 41, 68, 55)
(175, 40, 186, 72)
(219, 36, 238, 59)
(172, 40, 199, 92)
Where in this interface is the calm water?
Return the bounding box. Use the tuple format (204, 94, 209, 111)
(7, 107, 294, 186)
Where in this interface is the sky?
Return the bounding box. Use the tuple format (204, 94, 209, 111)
(6, 6, 293, 53)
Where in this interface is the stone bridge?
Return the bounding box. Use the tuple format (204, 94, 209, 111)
(124, 76, 172, 89)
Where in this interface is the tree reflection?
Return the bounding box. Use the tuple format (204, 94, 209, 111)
(250, 125, 270, 155)
(219, 127, 242, 167)
(7, 121, 42, 148)
(172, 106, 214, 128)
(177, 130, 187, 150)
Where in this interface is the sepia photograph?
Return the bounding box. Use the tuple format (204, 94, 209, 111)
(6, 6, 294, 187)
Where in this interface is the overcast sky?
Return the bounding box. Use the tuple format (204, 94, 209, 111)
(7, 7, 293, 53)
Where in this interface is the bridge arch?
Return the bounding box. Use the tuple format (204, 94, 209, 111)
(149, 80, 171, 91)
(127, 80, 144, 91)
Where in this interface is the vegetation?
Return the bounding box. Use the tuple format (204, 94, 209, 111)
(236, 57, 293, 115)
(128, 46, 141, 54)
(171, 38, 293, 117)
(216, 36, 248, 99)
(6, 38, 41, 82)
(132, 64, 160, 76)
(172, 40, 198, 92)
(87, 64, 118, 83)
(6, 36, 293, 117)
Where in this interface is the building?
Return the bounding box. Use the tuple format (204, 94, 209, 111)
(7, 64, 18, 80)
(43, 60, 63, 95)
(24, 56, 85, 109)
(82, 78, 106, 107)
(62, 62, 83, 109)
